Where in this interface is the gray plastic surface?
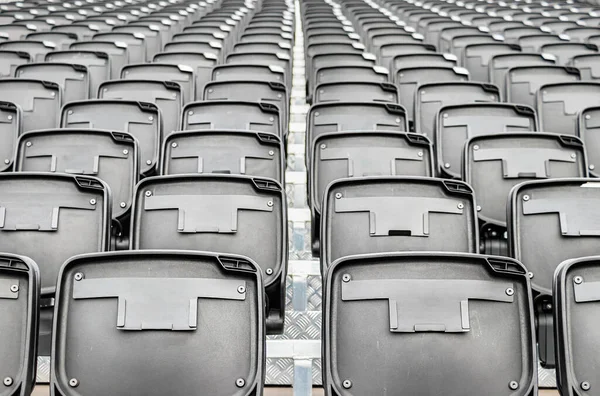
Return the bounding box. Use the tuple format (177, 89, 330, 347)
(0, 50, 30, 78)
(570, 54, 600, 81)
(51, 24, 100, 41)
(225, 52, 291, 85)
(93, 32, 146, 64)
(70, 41, 128, 79)
(313, 81, 397, 104)
(518, 34, 569, 53)
(463, 43, 521, 82)
(182, 101, 281, 137)
(309, 52, 376, 95)
(162, 129, 284, 183)
(0, 40, 56, 63)
(489, 53, 557, 100)
(322, 177, 479, 273)
(0, 101, 20, 172)
(541, 43, 599, 65)
(60, 100, 160, 176)
(15, 129, 138, 220)
(212, 64, 286, 85)
(15, 63, 89, 104)
(45, 50, 110, 96)
(0, 173, 110, 295)
(99, 79, 182, 137)
(415, 82, 500, 139)
(390, 53, 458, 77)
(315, 65, 388, 87)
(465, 133, 587, 227)
(121, 63, 195, 104)
(324, 252, 536, 396)
(113, 25, 161, 61)
(163, 40, 222, 58)
(50, 250, 264, 396)
(0, 253, 39, 396)
(537, 82, 600, 135)
(153, 51, 217, 101)
(26, 32, 77, 50)
(509, 178, 600, 295)
(0, 79, 60, 133)
(437, 103, 538, 178)
(507, 66, 581, 108)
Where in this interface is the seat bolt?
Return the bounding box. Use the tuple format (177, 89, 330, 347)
(145, 191, 152, 197)
(582, 381, 591, 391)
(172, 142, 178, 148)
(120, 202, 126, 208)
(69, 378, 79, 387)
(237, 286, 245, 294)
(509, 381, 518, 390)
(3, 377, 12, 386)
(89, 199, 96, 205)
(342, 274, 351, 282)
(343, 380, 352, 389)
(74, 273, 83, 281)
(10, 284, 18, 293)
(266, 268, 273, 275)
(523, 195, 530, 201)
(506, 288, 514, 296)
(236, 378, 245, 388)
(574, 276, 583, 284)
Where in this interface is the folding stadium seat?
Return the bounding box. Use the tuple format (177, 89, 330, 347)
(152, 52, 217, 101)
(163, 40, 223, 59)
(25, 31, 76, 51)
(130, 174, 286, 333)
(162, 129, 284, 182)
(518, 34, 570, 53)
(506, 66, 581, 108)
(310, 132, 434, 254)
(182, 101, 282, 137)
(239, 31, 294, 46)
(92, 32, 147, 65)
(0, 50, 30, 79)
(225, 52, 291, 85)
(554, 256, 600, 396)
(70, 41, 128, 79)
(437, 103, 538, 179)
(50, 250, 264, 396)
(502, 27, 550, 44)
(0, 79, 60, 133)
(172, 31, 227, 45)
(489, 53, 557, 100)
(0, 40, 55, 63)
(544, 21, 582, 35)
(15, 63, 89, 104)
(23, 18, 55, 32)
(52, 24, 100, 41)
(314, 64, 388, 88)
(203, 80, 288, 133)
(379, 42, 436, 71)
(508, 177, 600, 366)
(587, 34, 600, 50)
(306, 102, 409, 171)
(212, 64, 286, 86)
(462, 43, 521, 83)
(370, 33, 426, 58)
(320, 177, 479, 273)
(578, 106, 600, 177)
(0, 24, 37, 40)
(562, 27, 600, 43)
(310, 52, 376, 94)
(487, 20, 524, 35)
(421, 20, 463, 46)
(113, 24, 162, 61)
(415, 82, 500, 139)
(0, 101, 20, 172)
(464, 133, 587, 231)
(0, 253, 39, 396)
(14, 129, 139, 223)
(233, 41, 292, 56)
(45, 50, 109, 98)
(397, 66, 469, 125)
(323, 252, 536, 395)
(99, 80, 182, 138)
(390, 53, 457, 79)
(540, 42, 599, 65)
(121, 64, 195, 105)
(438, 26, 488, 54)
(313, 81, 398, 104)
(537, 82, 600, 135)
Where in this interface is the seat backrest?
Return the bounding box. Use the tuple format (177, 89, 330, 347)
(0, 79, 61, 132)
(16, 63, 90, 103)
(506, 66, 581, 108)
(45, 50, 110, 95)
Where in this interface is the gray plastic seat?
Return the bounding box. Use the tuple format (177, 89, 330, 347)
(182, 101, 282, 137)
(0, 253, 39, 396)
(153, 51, 217, 101)
(0, 50, 30, 78)
(99, 80, 182, 138)
(489, 53, 557, 99)
(0, 40, 56, 62)
(324, 252, 536, 395)
(121, 64, 195, 104)
(465, 133, 587, 228)
(462, 43, 521, 82)
(415, 82, 500, 139)
(162, 129, 284, 183)
(0, 101, 21, 172)
(570, 54, 600, 81)
(163, 41, 222, 58)
(211, 64, 286, 85)
(45, 50, 109, 96)
(15, 129, 139, 221)
(380, 42, 436, 71)
(0, 24, 37, 40)
(131, 174, 286, 334)
(540, 42, 599, 65)
(390, 53, 458, 79)
(60, 100, 161, 177)
(0, 79, 60, 132)
(578, 106, 600, 177)
(437, 103, 538, 178)
(92, 32, 146, 64)
(518, 34, 570, 53)
(15, 63, 89, 103)
(321, 177, 479, 273)
(113, 24, 161, 61)
(314, 81, 398, 104)
(537, 82, 600, 135)
(506, 66, 581, 108)
(26, 31, 77, 50)
(225, 52, 291, 87)
(309, 52, 376, 98)
(315, 64, 388, 88)
(70, 41, 128, 79)
(51, 24, 100, 41)
(50, 250, 264, 396)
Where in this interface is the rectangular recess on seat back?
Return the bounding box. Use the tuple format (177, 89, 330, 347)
(0, 101, 20, 172)
(324, 252, 536, 396)
(45, 50, 110, 96)
(182, 101, 281, 136)
(436, 103, 538, 179)
(15, 63, 90, 104)
(0, 253, 39, 396)
(50, 250, 264, 396)
(0, 173, 110, 295)
(306, 102, 408, 171)
(463, 43, 521, 82)
(554, 256, 600, 396)
(0, 50, 30, 78)
(537, 82, 600, 136)
(507, 66, 580, 108)
(321, 177, 478, 274)
(465, 133, 587, 228)
(15, 129, 139, 221)
(121, 63, 195, 104)
(60, 100, 161, 177)
(69, 41, 127, 79)
(415, 82, 499, 140)
(162, 129, 284, 183)
(314, 81, 398, 104)
(489, 53, 556, 99)
(99, 79, 182, 137)
(508, 178, 600, 296)
(0, 79, 60, 133)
